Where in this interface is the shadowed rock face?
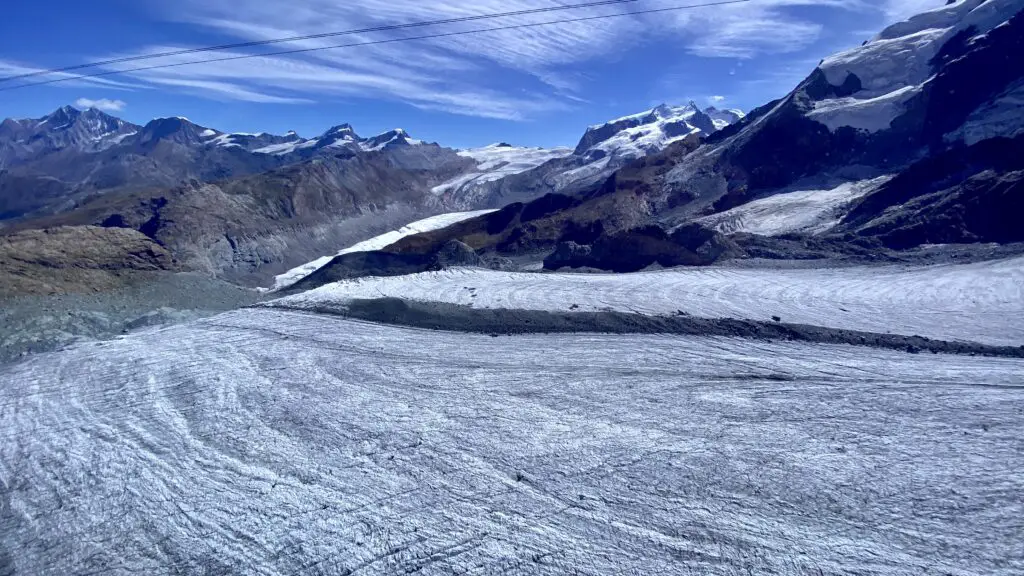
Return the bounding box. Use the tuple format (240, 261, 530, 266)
(839, 134, 1024, 247)
(543, 224, 744, 273)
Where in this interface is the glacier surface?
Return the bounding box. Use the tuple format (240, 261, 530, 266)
(695, 176, 892, 236)
(1, 308, 1022, 575)
(278, 257, 1024, 346)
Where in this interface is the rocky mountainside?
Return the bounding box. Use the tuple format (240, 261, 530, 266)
(0, 111, 441, 222)
(0, 99, 738, 226)
(654, 0, 1024, 220)
(16, 144, 474, 284)
(318, 0, 1023, 279)
(1, 99, 741, 288)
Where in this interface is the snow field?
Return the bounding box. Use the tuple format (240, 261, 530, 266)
(431, 144, 572, 196)
(695, 176, 892, 236)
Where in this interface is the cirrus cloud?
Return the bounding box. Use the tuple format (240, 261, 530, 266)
(16, 0, 897, 120)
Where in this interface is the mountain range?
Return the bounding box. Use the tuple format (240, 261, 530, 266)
(3, 0, 1022, 294)
(293, 0, 1024, 285)
(0, 100, 741, 285)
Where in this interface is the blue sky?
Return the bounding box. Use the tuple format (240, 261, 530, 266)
(0, 0, 942, 148)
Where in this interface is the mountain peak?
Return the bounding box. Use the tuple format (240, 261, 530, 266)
(575, 102, 743, 159)
(43, 105, 82, 125)
(135, 116, 215, 146)
(361, 128, 421, 151)
(651, 103, 675, 118)
(316, 124, 362, 150)
(324, 123, 356, 134)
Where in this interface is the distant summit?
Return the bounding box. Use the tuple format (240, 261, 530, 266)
(574, 102, 744, 161)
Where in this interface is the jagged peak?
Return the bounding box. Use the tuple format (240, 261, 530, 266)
(324, 123, 355, 133)
(42, 105, 81, 123)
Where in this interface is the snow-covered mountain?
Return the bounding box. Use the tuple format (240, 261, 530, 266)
(648, 0, 1024, 240)
(0, 99, 744, 281)
(268, 104, 745, 289)
(0, 106, 139, 167)
(0, 99, 742, 216)
(125, 117, 428, 155)
(0, 106, 433, 167)
(202, 130, 302, 153)
(358, 0, 1024, 276)
(432, 143, 573, 197)
(806, 0, 1023, 137)
(132, 116, 220, 147)
(246, 125, 425, 155)
(574, 102, 741, 162)
(705, 106, 745, 130)
(433, 103, 743, 209)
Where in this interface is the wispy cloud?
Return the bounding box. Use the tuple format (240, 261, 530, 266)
(74, 97, 127, 112)
(9, 0, 889, 119)
(882, 0, 945, 22)
(709, 95, 726, 103)
(667, 0, 872, 59)
(0, 59, 139, 90)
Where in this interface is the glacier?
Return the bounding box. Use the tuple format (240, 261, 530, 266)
(1, 305, 1021, 574)
(276, 256, 1024, 346)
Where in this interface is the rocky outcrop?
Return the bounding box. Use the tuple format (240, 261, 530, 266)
(0, 226, 175, 296)
(542, 224, 743, 272)
(432, 240, 483, 268)
(285, 240, 487, 294)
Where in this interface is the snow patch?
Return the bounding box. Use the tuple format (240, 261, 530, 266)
(432, 144, 572, 195)
(807, 86, 919, 132)
(253, 139, 318, 155)
(695, 176, 893, 236)
(208, 133, 242, 148)
(106, 131, 137, 145)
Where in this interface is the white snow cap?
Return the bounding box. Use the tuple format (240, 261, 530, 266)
(578, 102, 740, 162)
(809, 0, 1022, 132)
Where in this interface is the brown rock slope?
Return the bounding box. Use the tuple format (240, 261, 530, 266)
(0, 226, 175, 297)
